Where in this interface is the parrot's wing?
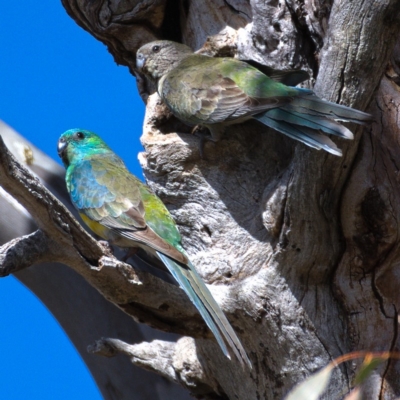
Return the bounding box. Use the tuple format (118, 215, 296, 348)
(71, 158, 188, 264)
(191, 76, 291, 123)
(242, 61, 310, 86)
(160, 55, 293, 125)
(115, 224, 189, 265)
(69, 158, 146, 229)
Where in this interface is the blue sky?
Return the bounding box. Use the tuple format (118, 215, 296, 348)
(0, 2, 145, 399)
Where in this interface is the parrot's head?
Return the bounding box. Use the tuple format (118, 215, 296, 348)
(136, 40, 193, 81)
(58, 129, 111, 167)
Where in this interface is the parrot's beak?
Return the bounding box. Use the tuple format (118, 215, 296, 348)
(136, 53, 145, 69)
(57, 138, 68, 158)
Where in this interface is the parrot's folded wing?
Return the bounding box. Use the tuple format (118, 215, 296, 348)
(242, 60, 310, 86)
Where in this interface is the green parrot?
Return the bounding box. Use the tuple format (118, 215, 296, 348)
(136, 40, 372, 156)
(57, 128, 251, 368)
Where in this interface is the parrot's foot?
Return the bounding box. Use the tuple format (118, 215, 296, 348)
(191, 126, 216, 159)
(98, 240, 114, 256)
(121, 248, 139, 262)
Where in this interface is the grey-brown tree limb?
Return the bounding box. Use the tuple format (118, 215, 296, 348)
(1, 1, 400, 399)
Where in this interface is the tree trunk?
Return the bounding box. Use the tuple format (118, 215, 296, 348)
(1, 1, 400, 399)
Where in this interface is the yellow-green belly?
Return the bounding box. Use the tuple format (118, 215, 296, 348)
(80, 213, 110, 240)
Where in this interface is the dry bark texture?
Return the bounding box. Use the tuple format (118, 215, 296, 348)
(1, 0, 400, 399)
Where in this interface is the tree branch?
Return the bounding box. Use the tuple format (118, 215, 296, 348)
(88, 337, 224, 399)
(0, 230, 50, 275)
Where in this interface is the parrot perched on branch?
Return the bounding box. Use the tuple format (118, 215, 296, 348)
(136, 40, 372, 156)
(57, 128, 251, 368)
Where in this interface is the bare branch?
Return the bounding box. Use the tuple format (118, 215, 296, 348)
(0, 230, 51, 276)
(88, 337, 220, 398)
(89, 338, 180, 381)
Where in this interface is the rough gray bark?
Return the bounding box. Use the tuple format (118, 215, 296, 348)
(2, 1, 400, 399)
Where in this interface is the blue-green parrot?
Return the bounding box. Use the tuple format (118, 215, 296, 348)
(136, 40, 372, 156)
(57, 128, 251, 368)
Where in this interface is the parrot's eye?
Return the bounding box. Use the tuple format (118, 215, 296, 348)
(152, 45, 160, 53)
(75, 132, 85, 140)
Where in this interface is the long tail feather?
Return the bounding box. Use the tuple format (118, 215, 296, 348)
(287, 89, 373, 124)
(255, 112, 343, 156)
(254, 89, 372, 155)
(157, 251, 252, 369)
(184, 260, 245, 363)
(265, 108, 354, 139)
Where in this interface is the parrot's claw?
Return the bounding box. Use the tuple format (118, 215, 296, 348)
(191, 126, 216, 159)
